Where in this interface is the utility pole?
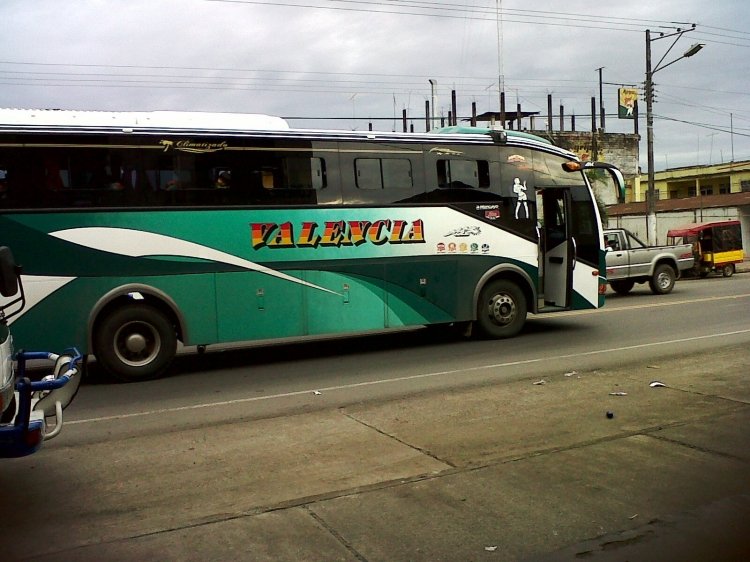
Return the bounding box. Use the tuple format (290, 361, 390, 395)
(428, 79, 437, 131)
(596, 67, 605, 131)
(645, 25, 704, 245)
(646, 29, 656, 245)
(496, 0, 504, 127)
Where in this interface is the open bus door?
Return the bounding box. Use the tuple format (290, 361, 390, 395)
(535, 160, 625, 311)
(537, 187, 573, 310)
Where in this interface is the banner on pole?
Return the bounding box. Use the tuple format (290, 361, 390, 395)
(618, 88, 639, 119)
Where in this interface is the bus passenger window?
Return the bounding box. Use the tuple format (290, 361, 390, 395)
(382, 159, 412, 189)
(283, 157, 326, 190)
(477, 160, 490, 188)
(355, 158, 383, 190)
(436, 160, 448, 187)
(437, 159, 488, 189)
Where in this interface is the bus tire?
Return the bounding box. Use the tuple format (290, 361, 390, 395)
(476, 280, 527, 338)
(721, 264, 735, 277)
(610, 280, 635, 295)
(94, 304, 177, 382)
(649, 264, 676, 295)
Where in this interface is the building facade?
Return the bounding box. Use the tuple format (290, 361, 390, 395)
(630, 160, 750, 202)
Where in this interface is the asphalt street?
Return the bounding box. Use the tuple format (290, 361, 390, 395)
(1, 269, 749, 561)
(3, 344, 749, 561)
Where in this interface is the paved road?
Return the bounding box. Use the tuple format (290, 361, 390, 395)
(70, 272, 750, 429)
(1, 275, 749, 560)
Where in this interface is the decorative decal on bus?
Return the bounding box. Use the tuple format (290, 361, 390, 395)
(159, 139, 229, 153)
(428, 147, 464, 156)
(444, 226, 481, 237)
(251, 219, 425, 250)
(48, 227, 340, 295)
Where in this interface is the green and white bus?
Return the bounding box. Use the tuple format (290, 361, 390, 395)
(0, 109, 624, 381)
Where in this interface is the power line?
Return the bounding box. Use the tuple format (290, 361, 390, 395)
(654, 113, 750, 137)
(203, 0, 750, 43)
(202, 0, 686, 33)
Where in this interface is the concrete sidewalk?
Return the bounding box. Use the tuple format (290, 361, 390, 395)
(7, 345, 750, 561)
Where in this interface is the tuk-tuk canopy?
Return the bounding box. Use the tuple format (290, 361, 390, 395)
(667, 220, 740, 239)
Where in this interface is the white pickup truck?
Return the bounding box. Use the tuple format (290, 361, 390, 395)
(603, 228, 695, 295)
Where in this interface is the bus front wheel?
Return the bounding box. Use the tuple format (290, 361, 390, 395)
(476, 280, 527, 338)
(94, 304, 177, 382)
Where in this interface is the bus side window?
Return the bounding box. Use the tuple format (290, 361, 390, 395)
(436, 160, 448, 187)
(477, 160, 490, 188)
(437, 159, 489, 189)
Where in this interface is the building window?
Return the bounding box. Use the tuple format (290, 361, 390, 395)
(719, 183, 730, 194)
(688, 187, 697, 197)
(700, 187, 713, 196)
(741, 180, 750, 193)
(669, 190, 678, 199)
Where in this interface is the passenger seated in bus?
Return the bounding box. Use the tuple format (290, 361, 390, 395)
(44, 159, 65, 191)
(215, 170, 231, 189)
(261, 169, 275, 190)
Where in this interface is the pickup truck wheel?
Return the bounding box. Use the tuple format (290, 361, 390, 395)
(476, 280, 527, 338)
(93, 304, 177, 382)
(610, 280, 635, 296)
(721, 264, 735, 277)
(649, 264, 676, 294)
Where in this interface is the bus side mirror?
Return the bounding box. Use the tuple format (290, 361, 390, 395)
(562, 161, 626, 204)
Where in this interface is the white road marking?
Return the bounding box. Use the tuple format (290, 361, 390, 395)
(69, 328, 750, 426)
(559, 292, 750, 317)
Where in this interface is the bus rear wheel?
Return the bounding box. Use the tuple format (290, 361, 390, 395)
(476, 280, 527, 338)
(722, 264, 735, 277)
(94, 304, 177, 382)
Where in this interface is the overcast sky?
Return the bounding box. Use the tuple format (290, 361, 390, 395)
(2, 0, 749, 171)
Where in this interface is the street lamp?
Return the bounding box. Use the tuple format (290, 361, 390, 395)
(645, 25, 704, 245)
